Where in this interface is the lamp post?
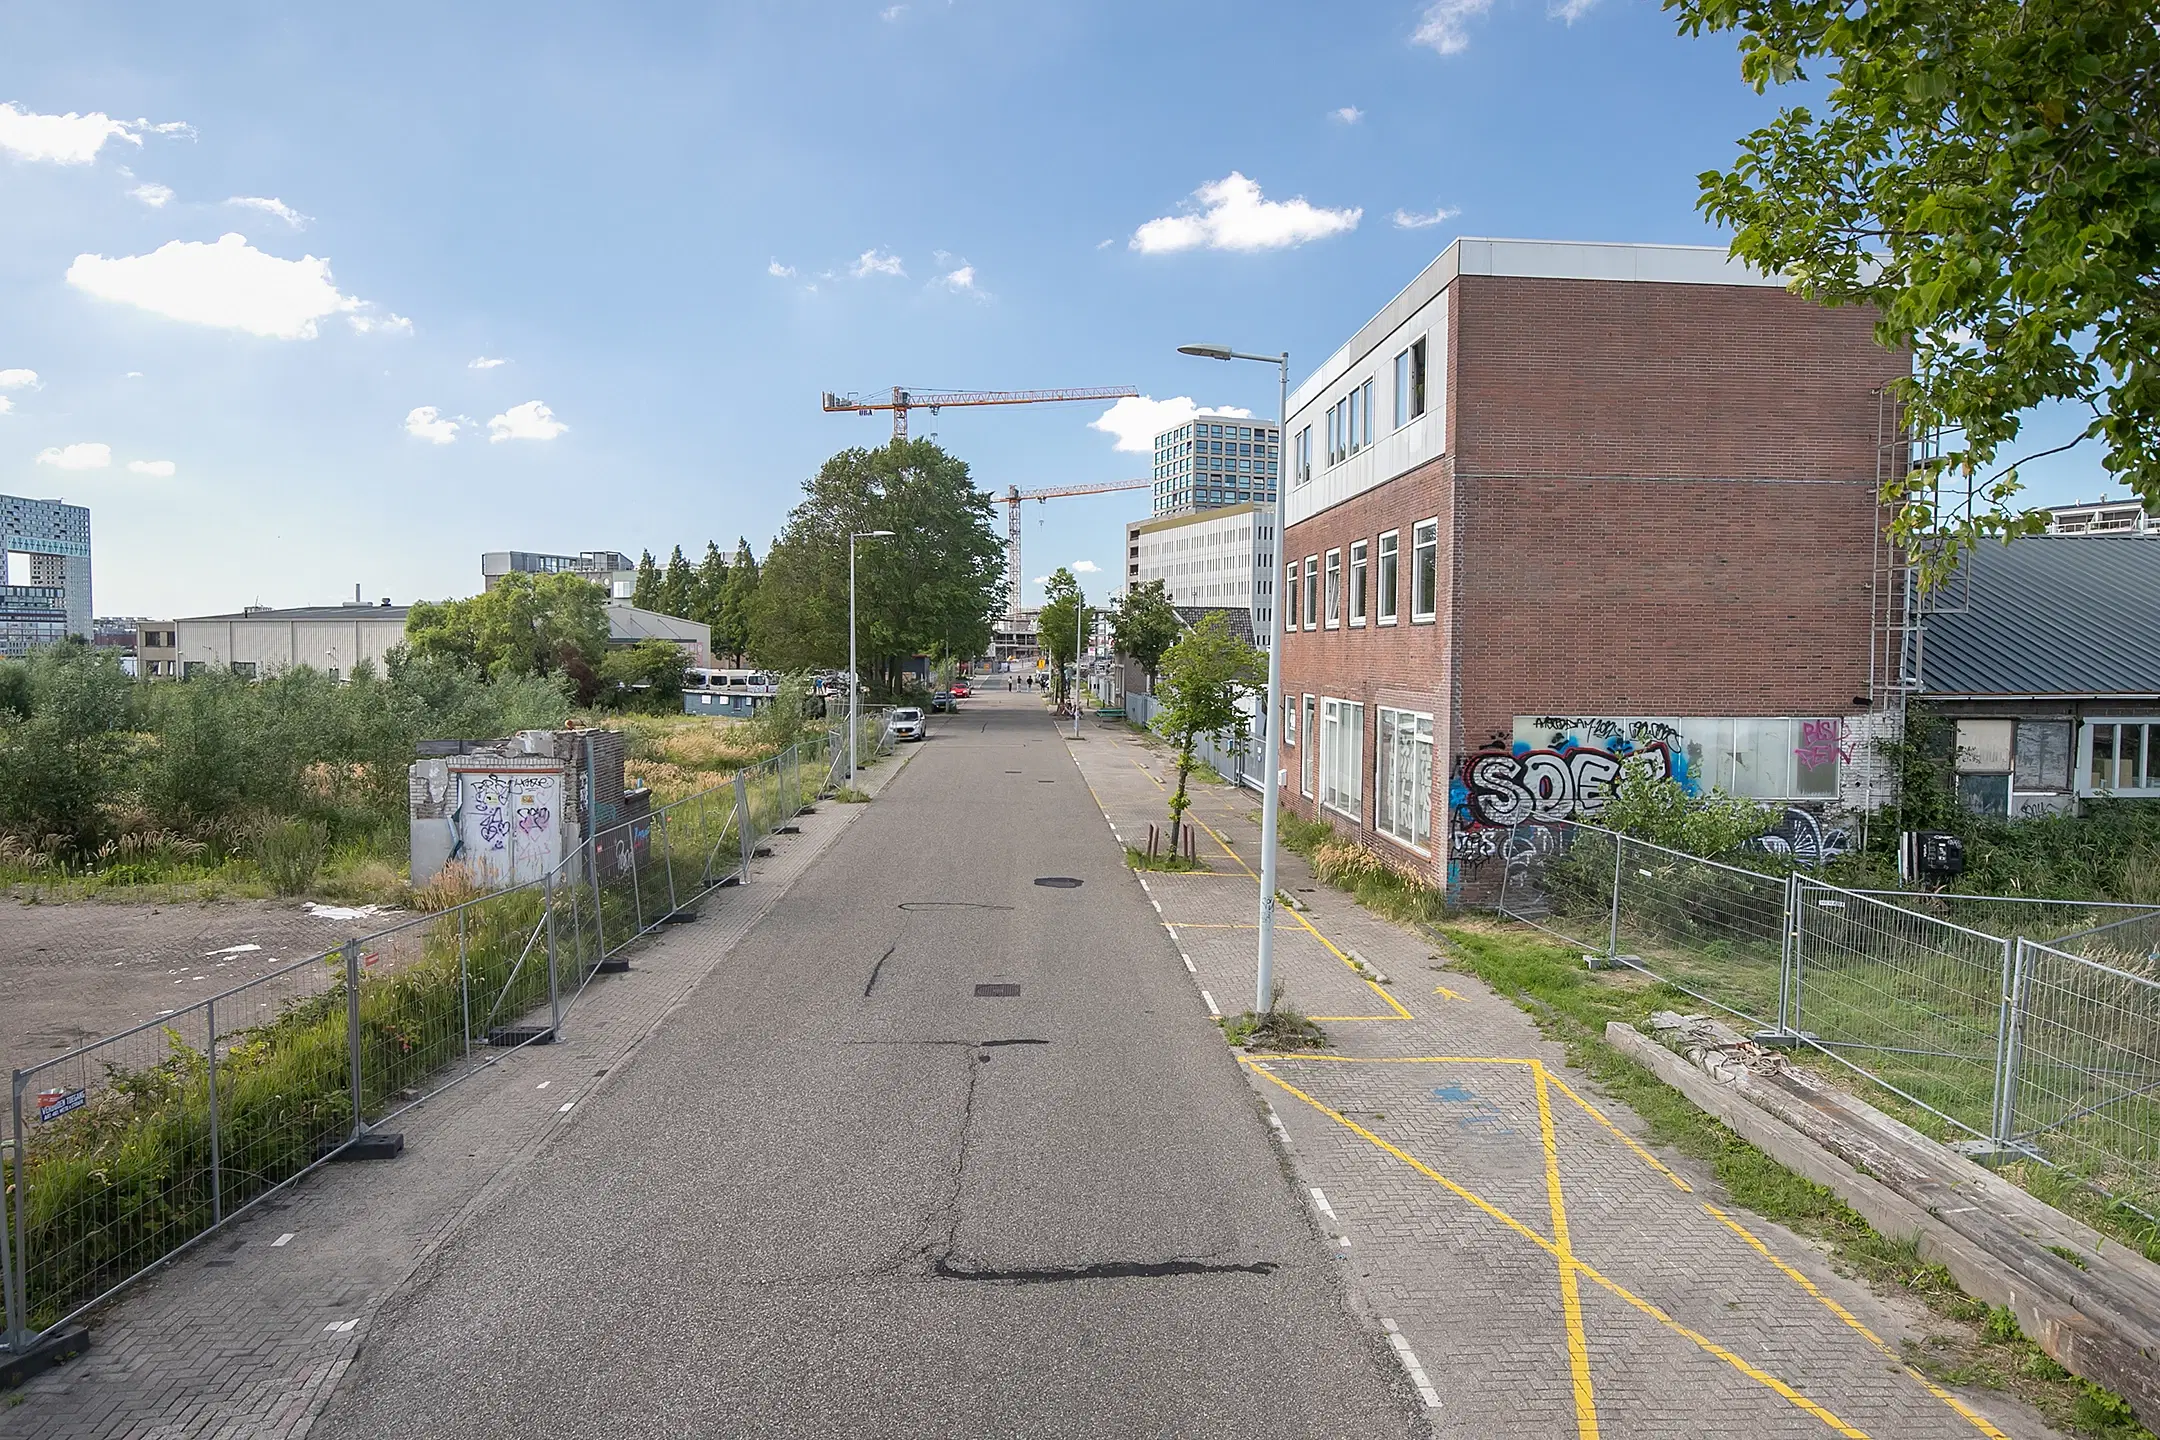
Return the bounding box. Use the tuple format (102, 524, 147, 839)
(1177, 343, 1289, 1015)
(850, 529, 895, 789)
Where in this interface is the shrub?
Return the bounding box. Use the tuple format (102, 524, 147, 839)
(251, 819, 330, 895)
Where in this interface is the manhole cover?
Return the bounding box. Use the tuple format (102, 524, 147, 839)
(974, 983, 1021, 997)
(1033, 877, 1083, 889)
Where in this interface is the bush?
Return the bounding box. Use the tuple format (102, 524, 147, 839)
(252, 819, 330, 895)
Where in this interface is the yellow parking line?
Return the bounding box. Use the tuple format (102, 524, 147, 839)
(1704, 1206, 2010, 1439)
(1542, 1072, 1693, 1194)
(1533, 1060, 1601, 1439)
(1246, 1066, 1874, 1439)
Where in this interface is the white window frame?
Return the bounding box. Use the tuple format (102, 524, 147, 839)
(1301, 694, 1316, 797)
(1393, 350, 1410, 429)
(1285, 558, 1300, 629)
(1323, 549, 1342, 629)
(1374, 706, 1435, 853)
(1319, 697, 1365, 821)
(1376, 530, 1399, 626)
(1361, 378, 1375, 446)
(1408, 336, 1428, 420)
(1284, 693, 1297, 748)
(1348, 539, 1368, 627)
(2079, 719, 2160, 796)
(1411, 518, 1439, 623)
(1303, 555, 1319, 630)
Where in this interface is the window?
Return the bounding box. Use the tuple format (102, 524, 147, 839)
(1409, 337, 1427, 419)
(183, 660, 205, 679)
(1320, 698, 1365, 818)
(1301, 695, 1317, 797)
(1285, 694, 1297, 747)
(1361, 379, 1375, 446)
(230, 661, 256, 679)
(326, 668, 341, 683)
(1394, 349, 1410, 428)
(1326, 404, 1340, 465)
(1411, 519, 1438, 620)
(1323, 549, 1341, 628)
(1377, 530, 1399, 624)
(1375, 708, 1434, 850)
(2015, 721, 2072, 790)
(2082, 721, 2160, 795)
(1346, 385, 1361, 455)
(1286, 559, 1300, 628)
(1303, 557, 1319, 629)
(1348, 540, 1368, 626)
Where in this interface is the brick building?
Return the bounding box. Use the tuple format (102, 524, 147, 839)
(1273, 238, 1907, 893)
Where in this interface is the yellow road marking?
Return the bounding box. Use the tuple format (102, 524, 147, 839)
(1704, 1206, 2011, 1439)
(1433, 984, 1466, 1000)
(1533, 1060, 1601, 1439)
(1542, 1072, 1693, 1194)
(1243, 1064, 1874, 1439)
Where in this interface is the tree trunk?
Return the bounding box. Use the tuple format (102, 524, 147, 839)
(1169, 734, 1194, 835)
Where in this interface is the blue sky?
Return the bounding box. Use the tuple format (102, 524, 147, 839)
(0, 0, 2112, 620)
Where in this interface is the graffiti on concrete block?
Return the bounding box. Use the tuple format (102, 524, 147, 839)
(1749, 807, 1853, 867)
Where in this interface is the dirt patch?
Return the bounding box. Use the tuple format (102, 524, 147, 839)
(1, 898, 395, 1080)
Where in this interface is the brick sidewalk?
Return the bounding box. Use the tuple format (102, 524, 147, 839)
(2, 746, 918, 1439)
(1070, 724, 2039, 1440)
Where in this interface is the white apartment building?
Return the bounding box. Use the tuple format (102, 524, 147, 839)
(1124, 501, 1277, 649)
(1150, 412, 1280, 518)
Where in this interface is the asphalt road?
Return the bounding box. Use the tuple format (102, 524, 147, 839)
(317, 691, 1419, 1440)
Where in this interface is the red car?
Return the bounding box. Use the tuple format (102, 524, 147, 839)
(950, 681, 971, 698)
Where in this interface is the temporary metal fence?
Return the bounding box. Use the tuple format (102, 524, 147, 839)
(1497, 820, 2160, 1219)
(3, 729, 838, 1357)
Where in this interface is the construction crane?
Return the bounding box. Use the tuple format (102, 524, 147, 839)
(822, 385, 1140, 442)
(999, 479, 1151, 619)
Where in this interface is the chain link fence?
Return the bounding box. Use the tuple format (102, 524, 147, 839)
(1495, 820, 2160, 1221)
(4, 727, 840, 1357)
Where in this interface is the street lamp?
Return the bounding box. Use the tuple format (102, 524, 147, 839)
(1178, 342, 1290, 1015)
(1072, 589, 1085, 739)
(849, 529, 895, 790)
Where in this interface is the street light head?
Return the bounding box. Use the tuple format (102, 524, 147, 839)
(1176, 344, 1234, 361)
(858, 529, 896, 539)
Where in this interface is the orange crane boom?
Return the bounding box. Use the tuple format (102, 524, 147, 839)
(999, 479, 1150, 620)
(822, 384, 1140, 442)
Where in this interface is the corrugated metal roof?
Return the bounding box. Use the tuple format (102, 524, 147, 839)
(1173, 605, 1256, 646)
(1916, 535, 2160, 697)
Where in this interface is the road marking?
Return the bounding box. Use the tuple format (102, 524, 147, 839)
(536, 1080, 552, 1090)
(1533, 1060, 1601, 1439)
(1245, 1065, 1873, 1439)
(1200, 989, 1220, 1016)
(1265, 1108, 1292, 1146)
(1166, 922, 1259, 929)
(1150, 898, 1162, 913)
(271, 1233, 294, 1247)
(1309, 1186, 1337, 1219)
(323, 1318, 359, 1334)
(557, 1101, 574, 1113)
(1182, 955, 1196, 972)
(1383, 1319, 1444, 1409)
(1137, 877, 1151, 894)
(1705, 1205, 2009, 1438)
(1433, 984, 1466, 1000)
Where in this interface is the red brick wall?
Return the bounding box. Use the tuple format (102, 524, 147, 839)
(1276, 272, 1905, 889)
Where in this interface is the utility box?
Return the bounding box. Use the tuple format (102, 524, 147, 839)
(409, 729, 629, 888)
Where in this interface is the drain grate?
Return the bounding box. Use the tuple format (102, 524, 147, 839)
(974, 983, 1021, 997)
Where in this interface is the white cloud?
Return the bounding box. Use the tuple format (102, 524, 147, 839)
(468, 355, 508, 369)
(851, 248, 905, 279)
(130, 182, 172, 207)
(1413, 0, 1495, 54)
(66, 233, 398, 340)
(1030, 574, 1049, 587)
(767, 259, 796, 278)
(0, 104, 188, 164)
(1330, 106, 1364, 124)
(939, 264, 980, 294)
(488, 400, 567, 443)
(1130, 172, 1361, 254)
(881, 3, 907, 17)
(404, 406, 460, 445)
(1089, 395, 1251, 453)
(227, 195, 311, 228)
(346, 310, 412, 334)
(127, 458, 176, 477)
(0, 369, 37, 388)
(1071, 560, 1102, 574)
(1391, 203, 1461, 230)
(36, 442, 111, 470)
(1550, 0, 1599, 19)
(0, 397, 10, 415)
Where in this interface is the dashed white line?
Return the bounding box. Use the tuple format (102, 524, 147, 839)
(1264, 1108, 1292, 1147)
(271, 1233, 294, 1247)
(536, 1080, 552, 1090)
(1309, 1186, 1337, 1220)
(324, 1318, 360, 1334)
(1200, 989, 1220, 1017)
(1182, 955, 1196, 973)
(1382, 1319, 1443, 1408)
(1150, 898, 1162, 913)
(557, 1101, 574, 1113)
(1137, 877, 1152, 894)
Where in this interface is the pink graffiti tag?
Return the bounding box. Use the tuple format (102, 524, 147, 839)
(516, 806, 553, 837)
(1794, 718, 1851, 771)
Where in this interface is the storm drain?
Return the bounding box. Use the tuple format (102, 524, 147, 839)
(1033, 877, 1083, 889)
(974, 983, 1021, 997)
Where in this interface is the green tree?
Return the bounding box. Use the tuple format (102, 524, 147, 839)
(631, 550, 660, 609)
(404, 571, 609, 696)
(595, 639, 689, 713)
(751, 440, 1002, 693)
(1600, 755, 1776, 855)
(1149, 613, 1266, 837)
(0, 640, 136, 853)
(1036, 568, 1096, 706)
(656, 545, 695, 618)
(717, 538, 759, 666)
(693, 541, 730, 631)
(1673, 0, 2160, 572)
(1110, 579, 1181, 692)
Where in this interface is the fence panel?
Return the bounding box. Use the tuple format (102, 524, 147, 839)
(1790, 881, 2011, 1140)
(1610, 835, 1790, 1031)
(2007, 939, 2160, 1219)
(1493, 820, 1617, 956)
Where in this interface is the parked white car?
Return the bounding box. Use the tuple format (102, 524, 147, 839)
(888, 707, 926, 742)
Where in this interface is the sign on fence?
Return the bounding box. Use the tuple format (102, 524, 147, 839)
(35, 1088, 86, 1123)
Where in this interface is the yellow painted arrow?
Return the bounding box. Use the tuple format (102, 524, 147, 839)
(1433, 985, 1466, 1001)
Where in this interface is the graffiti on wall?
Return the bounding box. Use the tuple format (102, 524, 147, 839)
(1794, 718, 1852, 771)
(1750, 807, 1854, 866)
(458, 770, 563, 887)
(1455, 742, 1675, 829)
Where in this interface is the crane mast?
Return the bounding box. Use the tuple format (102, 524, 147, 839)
(998, 479, 1150, 620)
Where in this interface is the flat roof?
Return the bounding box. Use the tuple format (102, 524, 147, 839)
(1128, 502, 1262, 537)
(181, 604, 410, 622)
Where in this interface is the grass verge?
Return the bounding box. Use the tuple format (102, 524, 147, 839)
(1125, 845, 1210, 873)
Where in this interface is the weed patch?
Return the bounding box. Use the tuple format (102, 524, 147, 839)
(1125, 844, 1209, 874)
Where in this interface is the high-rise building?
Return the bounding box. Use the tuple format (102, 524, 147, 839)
(1149, 412, 1279, 518)
(481, 550, 637, 598)
(0, 494, 92, 656)
(1124, 502, 1277, 650)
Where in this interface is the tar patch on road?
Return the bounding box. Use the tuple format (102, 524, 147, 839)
(973, 983, 1021, 997)
(1033, 877, 1083, 889)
